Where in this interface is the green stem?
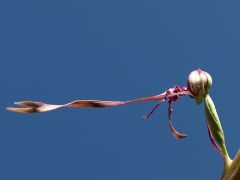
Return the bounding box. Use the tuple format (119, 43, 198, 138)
(222, 149, 240, 180)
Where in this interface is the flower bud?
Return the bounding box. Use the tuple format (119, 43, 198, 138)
(188, 69, 212, 104)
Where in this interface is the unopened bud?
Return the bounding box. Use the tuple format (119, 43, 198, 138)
(188, 69, 212, 104)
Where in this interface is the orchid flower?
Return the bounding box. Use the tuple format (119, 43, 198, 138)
(6, 69, 240, 179)
(4, 70, 226, 146)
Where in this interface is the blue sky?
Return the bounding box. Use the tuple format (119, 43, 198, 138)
(1, 0, 240, 179)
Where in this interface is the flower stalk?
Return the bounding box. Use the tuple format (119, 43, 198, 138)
(222, 149, 240, 180)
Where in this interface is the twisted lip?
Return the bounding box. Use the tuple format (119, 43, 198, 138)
(6, 86, 192, 139)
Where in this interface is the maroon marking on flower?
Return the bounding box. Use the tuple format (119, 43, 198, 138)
(142, 86, 188, 139)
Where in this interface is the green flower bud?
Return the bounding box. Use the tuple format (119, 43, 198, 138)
(188, 69, 212, 104)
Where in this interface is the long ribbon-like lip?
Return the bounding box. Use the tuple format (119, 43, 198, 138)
(6, 97, 165, 113)
(6, 86, 191, 139)
(6, 86, 191, 113)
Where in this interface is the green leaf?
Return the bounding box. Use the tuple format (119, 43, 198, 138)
(204, 94, 228, 157)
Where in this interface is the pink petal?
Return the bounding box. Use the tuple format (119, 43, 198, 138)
(143, 100, 165, 119)
(168, 102, 187, 139)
